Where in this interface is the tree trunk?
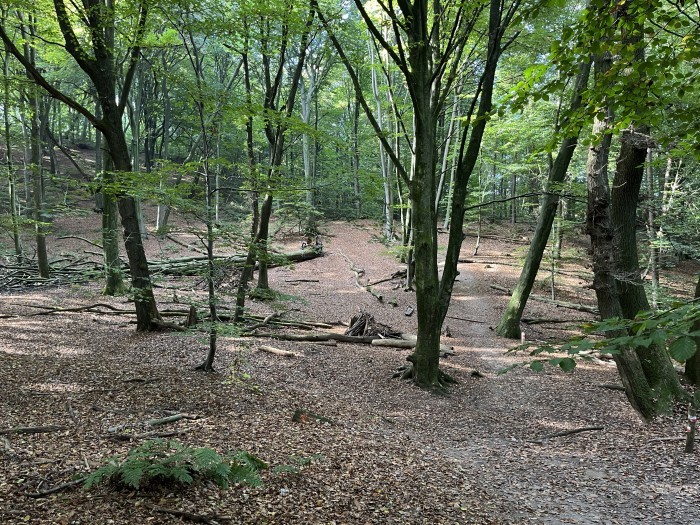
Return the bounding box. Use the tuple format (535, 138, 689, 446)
(3, 47, 22, 257)
(612, 128, 686, 407)
(101, 154, 125, 296)
(22, 19, 50, 277)
(496, 60, 591, 339)
(686, 274, 700, 385)
(645, 148, 659, 307)
(586, 106, 658, 419)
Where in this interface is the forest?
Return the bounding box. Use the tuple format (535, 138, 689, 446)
(1, 0, 700, 523)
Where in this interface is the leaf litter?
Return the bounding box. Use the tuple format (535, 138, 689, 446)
(0, 218, 699, 524)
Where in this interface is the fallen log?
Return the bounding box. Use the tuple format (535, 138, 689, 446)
(258, 345, 300, 358)
(252, 331, 376, 344)
(0, 425, 67, 435)
(490, 284, 598, 314)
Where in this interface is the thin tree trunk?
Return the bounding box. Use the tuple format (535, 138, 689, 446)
(3, 46, 22, 256)
(646, 148, 659, 308)
(24, 29, 49, 277)
(496, 60, 591, 339)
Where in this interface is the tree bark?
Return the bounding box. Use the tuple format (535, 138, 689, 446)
(686, 274, 700, 385)
(496, 60, 591, 339)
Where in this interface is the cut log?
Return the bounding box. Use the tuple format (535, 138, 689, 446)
(258, 345, 300, 358)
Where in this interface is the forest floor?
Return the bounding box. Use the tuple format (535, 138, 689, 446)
(1, 214, 700, 524)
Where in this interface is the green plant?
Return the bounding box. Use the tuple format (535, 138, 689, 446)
(84, 439, 267, 490)
(501, 300, 700, 374)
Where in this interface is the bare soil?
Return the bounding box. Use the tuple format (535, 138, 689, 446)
(1, 216, 699, 524)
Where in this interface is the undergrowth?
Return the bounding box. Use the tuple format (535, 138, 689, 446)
(83, 439, 267, 490)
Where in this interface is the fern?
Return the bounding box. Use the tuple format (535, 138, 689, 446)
(84, 439, 267, 490)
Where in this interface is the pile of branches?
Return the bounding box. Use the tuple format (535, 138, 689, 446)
(0, 256, 102, 291)
(345, 311, 401, 338)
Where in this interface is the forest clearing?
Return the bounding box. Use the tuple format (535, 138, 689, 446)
(1, 217, 699, 524)
(2, 0, 700, 523)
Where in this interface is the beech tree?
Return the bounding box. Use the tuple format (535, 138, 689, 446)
(317, 0, 526, 389)
(0, 0, 161, 330)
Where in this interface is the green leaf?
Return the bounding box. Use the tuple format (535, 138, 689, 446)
(530, 361, 544, 372)
(558, 358, 576, 372)
(669, 336, 697, 362)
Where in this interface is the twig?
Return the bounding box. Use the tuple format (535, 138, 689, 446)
(57, 235, 103, 249)
(106, 430, 185, 441)
(145, 414, 200, 426)
(24, 476, 87, 498)
(0, 425, 67, 435)
(529, 426, 604, 444)
(445, 315, 486, 324)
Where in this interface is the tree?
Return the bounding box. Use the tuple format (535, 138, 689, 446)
(0, 0, 161, 330)
(495, 58, 591, 339)
(317, 0, 524, 389)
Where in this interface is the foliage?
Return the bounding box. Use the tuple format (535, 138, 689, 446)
(504, 300, 700, 374)
(83, 439, 267, 490)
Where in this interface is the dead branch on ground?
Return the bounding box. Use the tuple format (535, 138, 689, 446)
(490, 284, 598, 314)
(0, 425, 67, 435)
(529, 426, 604, 444)
(23, 477, 87, 498)
(258, 345, 301, 358)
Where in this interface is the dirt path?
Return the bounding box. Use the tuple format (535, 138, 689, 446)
(0, 221, 698, 524)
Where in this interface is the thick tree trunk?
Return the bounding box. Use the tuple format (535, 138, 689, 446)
(586, 110, 658, 419)
(496, 61, 591, 339)
(105, 112, 160, 330)
(612, 128, 686, 406)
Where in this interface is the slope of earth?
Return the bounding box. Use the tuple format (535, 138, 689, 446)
(1, 220, 698, 524)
